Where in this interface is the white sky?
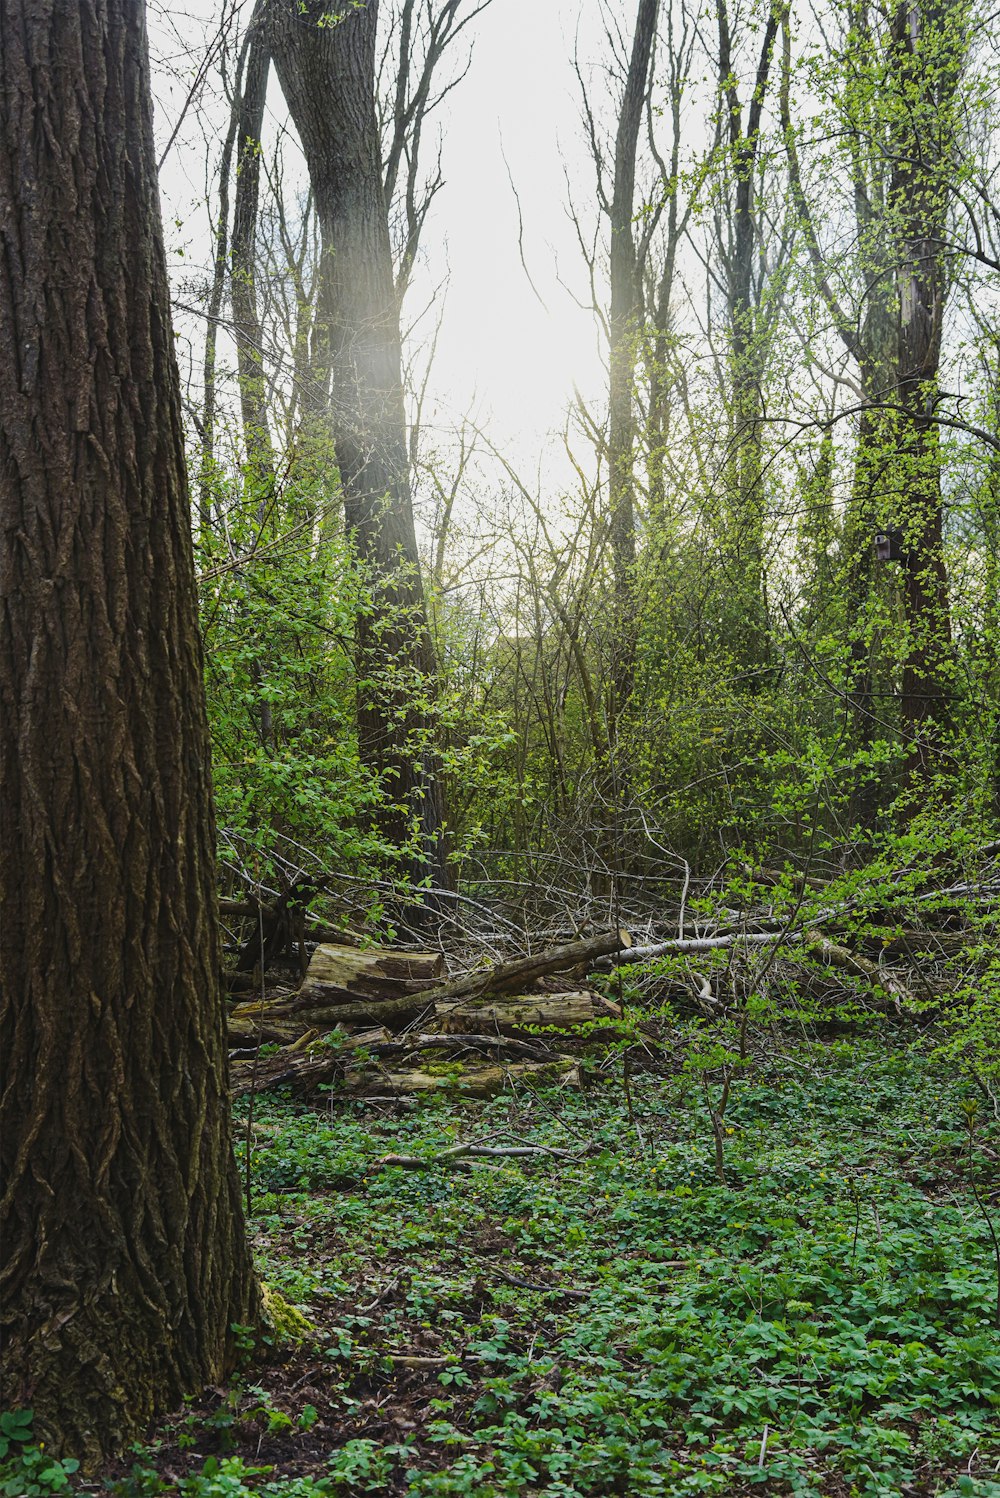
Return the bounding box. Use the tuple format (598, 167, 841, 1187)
(403, 0, 608, 467)
(151, 0, 615, 485)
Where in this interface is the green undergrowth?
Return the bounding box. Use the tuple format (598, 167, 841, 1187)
(109, 1030, 998, 1496)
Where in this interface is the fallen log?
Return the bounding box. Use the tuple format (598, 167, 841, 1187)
(421, 930, 632, 1004)
(242, 929, 633, 1032)
(372, 1142, 579, 1171)
(339, 1058, 580, 1099)
(619, 931, 803, 962)
(232, 1046, 579, 1099)
(432, 990, 622, 1036)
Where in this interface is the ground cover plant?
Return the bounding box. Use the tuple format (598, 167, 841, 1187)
(60, 1027, 1000, 1498)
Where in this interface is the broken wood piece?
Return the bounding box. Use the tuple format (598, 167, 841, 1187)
(228, 1012, 304, 1046)
(229, 1027, 393, 1093)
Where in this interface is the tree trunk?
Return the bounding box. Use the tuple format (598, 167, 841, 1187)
(232, 0, 276, 490)
(716, 0, 781, 675)
(607, 0, 658, 728)
(888, 0, 960, 784)
(268, 0, 448, 893)
(0, 0, 257, 1463)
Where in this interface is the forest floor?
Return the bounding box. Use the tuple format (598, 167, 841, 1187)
(75, 1026, 1000, 1498)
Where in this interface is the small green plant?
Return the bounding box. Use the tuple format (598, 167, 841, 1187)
(0, 1409, 32, 1460)
(0, 1412, 79, 1496)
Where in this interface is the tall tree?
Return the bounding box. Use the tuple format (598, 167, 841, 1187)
(606, 0, 659, 725)
(781, 0, 964, 791)
(714, 0, 785, 672)
(268, 0, 448, 890)
(887, 0, 962, 779)
(0, 0, 257, 1462)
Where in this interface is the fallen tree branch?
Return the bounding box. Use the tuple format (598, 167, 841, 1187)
(803, 930, 919, 1015)
(619, 931, 804, 961)
(374, 1142, 578, 1171)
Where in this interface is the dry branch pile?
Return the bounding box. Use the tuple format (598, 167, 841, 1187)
(224, 844, 991, 1105)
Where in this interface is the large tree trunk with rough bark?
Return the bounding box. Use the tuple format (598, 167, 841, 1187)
(268, 0, 448, 893)
(0, 0, 258, 1464)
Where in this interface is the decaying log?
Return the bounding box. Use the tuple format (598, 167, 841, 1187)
(240, 929, 632, 1032)
(432, 990, 622, 1036)
(293, 944, 445, 1008)
(339, 1058, 580, 1099)
(231, 1042, 579, 1099)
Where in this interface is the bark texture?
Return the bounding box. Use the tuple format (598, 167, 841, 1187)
(0, 0, 257, 1462)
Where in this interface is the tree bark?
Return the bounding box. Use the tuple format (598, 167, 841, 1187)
(0, 0, 257, 1462)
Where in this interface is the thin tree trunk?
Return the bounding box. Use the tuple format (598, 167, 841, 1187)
(717, 0, 781, 673)
(198, 35, 250, 542)
(607, 0, 658, 727)
(888, 0, 960, 783)
(0, 0, 258, 1462)
(232, 0, 276, 490)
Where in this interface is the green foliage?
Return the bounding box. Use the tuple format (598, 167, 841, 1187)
(0, 1412, 78, 1496)
(198, 485, 519, 892)
(193, 1034, 1000, 1494)
(113, 1454, 334, 1496)
(199, 507, 391, 885)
